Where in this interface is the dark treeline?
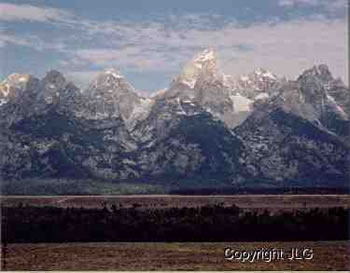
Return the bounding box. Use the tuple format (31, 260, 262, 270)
(2, 204, 349, 243)
(169, 187, 350, 195)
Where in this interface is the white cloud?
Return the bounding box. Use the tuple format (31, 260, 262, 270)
(71, 47, 170, 71)
(327, 0, 348, 11)
(218, 19, 347, 83)
(1, 3, 347, 88)
(0, 3, 73, 23)
(278, 0, 319, 7)
(278, 0, 348, 10)
(0, 34, 33, 48)
(65, 17, 347, 85)
(0, 33, 67, 51)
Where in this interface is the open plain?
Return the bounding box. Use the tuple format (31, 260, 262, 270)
(2, 241, 349, 271)
(2, 194, 350, 211)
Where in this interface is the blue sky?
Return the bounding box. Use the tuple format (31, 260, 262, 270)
(0, 0, 348, 92)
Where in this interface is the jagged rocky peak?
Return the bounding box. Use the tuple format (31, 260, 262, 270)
(39, 70, 68, 94)
(297, 65, 348, 111)
(298, 64, 333, 83)
(250, 67, 277, 80)
(2, 73, 31, 85)
(87, 67, 140, 98)
(44, 71, 83, 96)
(176, 48, 217, 88)
(192, 47, 216, 65)
(0, 73, 41, 107)
(43, 70, 66, 84)
(104, 67, 124, 78)
(296, 65, 333, 101)
(236, 67, 278, 86)
(90, 67, 129, 89)
(0, 73, 32, 97)
(85, 67, 143, 106)
(227, 68, 281, 102)
(296, 64, 349, 120)
(84, 67, 148, 124)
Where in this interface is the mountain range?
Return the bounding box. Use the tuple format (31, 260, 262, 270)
(1, 49, 349, 193)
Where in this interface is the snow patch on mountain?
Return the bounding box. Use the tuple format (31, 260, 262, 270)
(254, 68, 276, 80)
(230, 94, 252, 112)
(19, 76, 28, 83)
(255, 92, 269, 100)
(150, 88, 167, 98)
(193, 48, 215, 64)
(129, 97, 154, 122)
(105, 68, 124, 79)
(0, 84, 10, 97)
(326, 94, 348, 118)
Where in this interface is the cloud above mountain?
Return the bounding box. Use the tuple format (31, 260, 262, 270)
(278, 0, 347, 10)
(1, 1, 347, 91)
(0, 3, 73, 23)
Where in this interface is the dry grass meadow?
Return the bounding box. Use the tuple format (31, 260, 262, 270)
(2, 241, 349, 271)
(2, 194, 350, 210)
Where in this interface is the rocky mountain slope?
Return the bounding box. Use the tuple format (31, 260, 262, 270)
(1, 49, 349, 191)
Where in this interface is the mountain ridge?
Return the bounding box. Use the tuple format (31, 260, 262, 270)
(1, 49, 349, 193)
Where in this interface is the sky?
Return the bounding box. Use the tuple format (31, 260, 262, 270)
(0, 0, 348, 93)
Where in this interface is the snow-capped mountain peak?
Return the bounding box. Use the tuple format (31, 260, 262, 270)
(221, 68, 282, 102)
(193, 48, 215, 65)
(253, 68, 276, 80)
(104, 68, 124, 79)
(88, 67, 135, 93)
(3, 73, 31, 84)
(0, 73, 31, 92)
(176, 48, 217, 88)
(0, 73, 32, 103)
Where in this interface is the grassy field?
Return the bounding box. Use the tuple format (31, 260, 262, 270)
(2, 194, 350, 211)
(2, 241, 349, 270)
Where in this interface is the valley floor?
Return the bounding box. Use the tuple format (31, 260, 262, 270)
(2, 241, 349, 271)
(2, 194, 350, 211)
